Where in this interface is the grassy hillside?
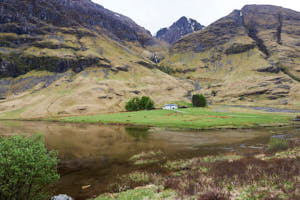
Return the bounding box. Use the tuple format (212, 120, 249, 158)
(0, 0, 190, 119)
(162, 5, 300, 109)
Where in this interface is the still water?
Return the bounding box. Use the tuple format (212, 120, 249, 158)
(0, 120, 298, 199)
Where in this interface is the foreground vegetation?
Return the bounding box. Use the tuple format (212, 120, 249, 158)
(94, 138, 300, 200)
(0, 135, 59, 200)
(58, 107, 293, 129)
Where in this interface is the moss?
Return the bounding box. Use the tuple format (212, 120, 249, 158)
(32, 41, 80, 50)
(127, 172, 150, 184)
(164, 160, 193, 170)
(130, 151, 165, 166)
(129, 151, 163, 161)
(201, 155, 242, 163)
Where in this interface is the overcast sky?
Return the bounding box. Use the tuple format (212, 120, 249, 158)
(92, 0, 300, 35)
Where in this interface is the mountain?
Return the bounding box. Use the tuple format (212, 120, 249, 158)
(0, 0, 193, 119)
(1, 2, 300, 119)
(156, 17, 204, 44)
(161, 5, 300, 108)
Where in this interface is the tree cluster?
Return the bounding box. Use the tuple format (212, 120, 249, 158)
(125, 96, 155, 111)
(192, 94, 207, 107)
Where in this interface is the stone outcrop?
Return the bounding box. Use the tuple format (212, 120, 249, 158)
(0, 0, 160, 79)
(0, 0, 154, 44)
(256, 66, 280, 73)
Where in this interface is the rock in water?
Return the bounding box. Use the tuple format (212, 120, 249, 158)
(51, 194, 73, 200)
(295, 116, 300, 121)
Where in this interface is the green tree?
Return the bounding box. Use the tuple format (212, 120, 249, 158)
(145, 98, 155, 110)
(139, 96, 155, 110)
(125, 96, 155, 111)
(125, 97, 140, 111)
(192, 94, 207, 107)
(0, 135, 59, 200)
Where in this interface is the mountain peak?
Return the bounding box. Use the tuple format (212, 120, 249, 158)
(156, 16, 204, 44)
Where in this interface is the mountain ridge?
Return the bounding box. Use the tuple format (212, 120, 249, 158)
(156, 16, 204, 44)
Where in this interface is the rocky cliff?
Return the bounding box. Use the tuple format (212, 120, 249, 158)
(156, 17, 204, 44)
(162, 5, 300, 108)
(0, 0, 159, 78)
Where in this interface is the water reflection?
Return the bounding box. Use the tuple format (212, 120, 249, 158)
(125, 126, 150, 141)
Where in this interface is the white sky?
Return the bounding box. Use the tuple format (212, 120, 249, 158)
(92, 0, 300, 35)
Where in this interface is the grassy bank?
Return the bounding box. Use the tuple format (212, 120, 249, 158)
(93, 139, 300, 200)
(57, 107, 293, 129)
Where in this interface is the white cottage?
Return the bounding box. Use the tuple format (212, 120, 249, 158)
(162, 104, 178, 110)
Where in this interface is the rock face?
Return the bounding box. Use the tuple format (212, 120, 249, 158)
(0, 0, 153, 44)
(156, 17, 204, 44)
(0, 0, 157, 78)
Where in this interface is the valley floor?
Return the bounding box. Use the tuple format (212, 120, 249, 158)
(55, 106, 296, 129)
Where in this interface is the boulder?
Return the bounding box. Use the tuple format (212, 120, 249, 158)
(295, 115, 300, 121)
(51, 194, 73, 200)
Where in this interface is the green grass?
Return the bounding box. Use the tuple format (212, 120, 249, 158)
(268, 138, 289, 151)
(58, 107, 292, 129)
(93, 185, 176, 200)
(0, 108, 27, 119)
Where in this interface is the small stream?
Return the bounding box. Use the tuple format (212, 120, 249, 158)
(0, 120, 299, 199)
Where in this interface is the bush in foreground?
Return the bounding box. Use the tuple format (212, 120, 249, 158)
(192, 94, 207, 107)
(0, 135, 59, 200)
(125, 96, 155, 111)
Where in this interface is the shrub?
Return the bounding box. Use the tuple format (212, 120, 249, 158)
(192, 94, 207, 107)
(139, 96, 154, 110)
(0, 135, 59, 200)
(211, 90, 217, 97)
(125, 96, 155, 111)
(125, 97, 140, 111)
(268, 138, 288, 151)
